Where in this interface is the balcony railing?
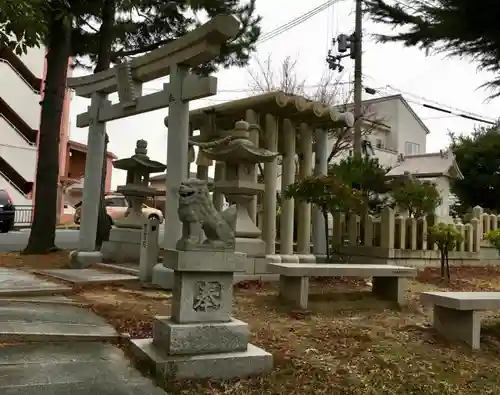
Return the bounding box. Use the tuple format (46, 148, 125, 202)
(14, 205, 33, 228)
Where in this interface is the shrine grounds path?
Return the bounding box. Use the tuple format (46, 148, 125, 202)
(0, 224, 166, 252)
(0, 252, 167, 395)
(3, 251, 500, 394)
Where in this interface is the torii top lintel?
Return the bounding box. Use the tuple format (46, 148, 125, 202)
(66, 14, 240, 98)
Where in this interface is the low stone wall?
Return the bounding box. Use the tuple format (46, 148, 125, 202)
(479, 241, 500, 260)
(329, 245, 499, 268)
(329, 253, 498, 269)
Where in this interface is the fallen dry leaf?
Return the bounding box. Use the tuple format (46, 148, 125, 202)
(7, 252, 500, 394)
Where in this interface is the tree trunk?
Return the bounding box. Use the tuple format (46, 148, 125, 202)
(439, 248, 445, 279)
(94, 0, 115, 250)
(444, 249, 450, 281)
(323, 207, 330, 261)
(95, 134, 112, 249)
(23, 11, 71, 254)
(56, 184, 62, 225)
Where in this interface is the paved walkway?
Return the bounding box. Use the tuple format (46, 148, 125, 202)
(0, 268, 72, 296)
(0, 268, 167, 394)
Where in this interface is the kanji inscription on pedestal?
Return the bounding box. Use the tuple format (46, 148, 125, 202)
(193, 281, 222, 312)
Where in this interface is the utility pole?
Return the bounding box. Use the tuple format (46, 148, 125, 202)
(326, 0, 366, 158)
(352, 0, 363, 159)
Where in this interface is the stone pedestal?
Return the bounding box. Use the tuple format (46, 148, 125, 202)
(139, 218, 161, 283)
(228, 194, 266, 256)
(102, 140, 166, 264)
(130, 248, 273, 379)
(151, 261, 174, 289)
(101, 228, 142, 263)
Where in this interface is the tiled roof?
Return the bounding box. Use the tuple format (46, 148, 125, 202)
(386, 149, 464, 180)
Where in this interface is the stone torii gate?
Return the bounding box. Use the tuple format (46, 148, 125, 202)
(67, 15, 239, 258)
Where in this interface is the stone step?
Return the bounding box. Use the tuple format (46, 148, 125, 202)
(0, 301, 118, 342)
(94, 262, 140, 276)
(2, 382, 166, 395)
(0, 343, 167, 395)
(0, 268, 72, 297)
(34, 269, 138, 286)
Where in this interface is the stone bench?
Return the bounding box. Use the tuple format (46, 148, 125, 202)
(266, 263, 417, 309)
(420, 291, 500, 349)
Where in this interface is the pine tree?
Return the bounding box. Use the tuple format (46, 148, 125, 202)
(1, 0, 261, 254)
(364, 0, 500, 94)
(21, 1, 75, 254)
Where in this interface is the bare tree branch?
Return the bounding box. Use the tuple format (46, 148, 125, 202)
(246, 56, 388, 163)
(247, 54, 306, 95)
(325, 82, 387, 161)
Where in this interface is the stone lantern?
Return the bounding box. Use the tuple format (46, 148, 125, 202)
(101, 139, 166, 263)
(113, 139, 166, 228)
(201, 120, 278, 255)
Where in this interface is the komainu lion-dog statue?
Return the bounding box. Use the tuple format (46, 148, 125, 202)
(177, 178, 237, 250)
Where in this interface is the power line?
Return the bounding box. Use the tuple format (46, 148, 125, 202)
(257, 0, 341, 44)
(374, 83, 497, 124)
(192, 91, 496, 126)
(143, 78, 496, 125)
(128, 79, 498, 126)
(389, 86, 494, 121)
(370, 84, 495, 125)
(141, 81, 357, 94)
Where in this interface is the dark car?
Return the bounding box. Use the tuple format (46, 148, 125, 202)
(0, 190, 15, 233)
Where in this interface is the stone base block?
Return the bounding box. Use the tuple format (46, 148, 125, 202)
(235, 238, 266, 256)
(265, 255, 282, 264)
(109, 227, 142, 243)
(162, 249, 246, 272)
(239, 256, 256, 274)
(253, 257, 267, 274)
(433, 305, 481, 349)
(130, 338, 273, 380)
(101, 241, 141, 263)
(296, 254, 316, 264)
(101, 228, 142, 263)
(313, 254, 328, 263)
(151, 264, 174, 289)
(278, 274, 407, 310)
(372, 276, 406, 306)
(69, 250, 103, 269)
(280, 254, 300, 264)
(152, 317, 250, 355)
(280, 276, 310, 309)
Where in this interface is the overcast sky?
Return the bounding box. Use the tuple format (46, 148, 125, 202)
(69, 0, 500, 188)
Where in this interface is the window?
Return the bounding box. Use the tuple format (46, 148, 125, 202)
(405, 142, 420, 155)
(375, 139, 383, 149)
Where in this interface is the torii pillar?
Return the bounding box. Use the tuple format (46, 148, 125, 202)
(66, 15, 240, 271)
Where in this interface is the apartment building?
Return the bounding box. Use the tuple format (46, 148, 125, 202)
(0, 46, 114, 220)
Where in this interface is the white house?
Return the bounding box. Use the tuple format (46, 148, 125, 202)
(275, 94, 431, 191)
(328, 94, 430, 167)
(386, 149, 464, 222)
